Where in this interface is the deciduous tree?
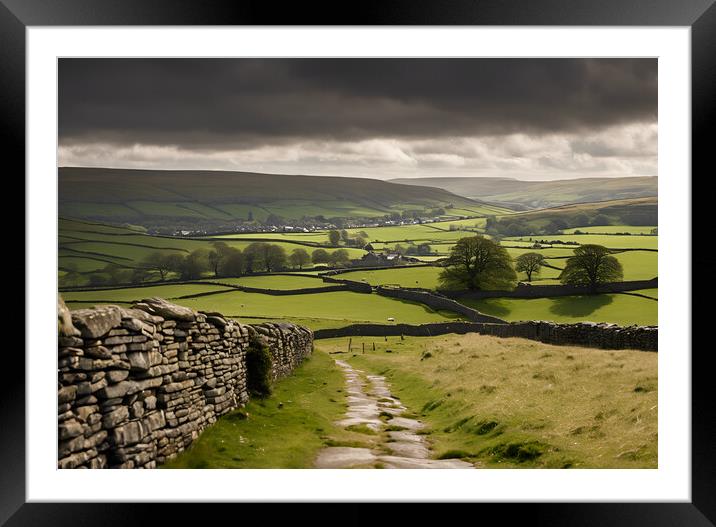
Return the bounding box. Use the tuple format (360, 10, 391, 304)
(328, 230, 341, 246)
(289, 248, 311, 269)
(438, 235, 517, 291)
(311, 249, 331, 264)
(560, 244, 623, 290)
(515, 252, 545, 282)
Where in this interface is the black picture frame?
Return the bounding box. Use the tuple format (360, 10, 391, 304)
(4, 0, 713, 524)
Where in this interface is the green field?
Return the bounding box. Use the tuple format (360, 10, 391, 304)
(62, 283, 235, 303)
(338, 266, 443, 290)
(198, 274, 325, 290)
(504, 234, 658, 250)
(613, 251, 658, 281)
(563, 225, 657, 235)
(60, 205, 658, 329)
(462, 293, 657, 326)
(65, 288, 460, 330)
(59, 218, 369, 282)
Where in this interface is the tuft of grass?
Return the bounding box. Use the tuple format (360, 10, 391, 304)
(422, 399, 443, 412)
(484, 441, 547, 463)
(346, 424, 378, 435)
(323, 438, 372, 449)
(384, 424, 408, 432)
(437, 449, 472, 460)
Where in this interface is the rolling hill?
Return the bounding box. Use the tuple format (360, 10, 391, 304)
(489, 196, 658, 235)
(390, 176, 657, 210)
(59, 167, 496, 225)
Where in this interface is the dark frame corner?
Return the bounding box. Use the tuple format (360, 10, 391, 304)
(5, 0, 714, 524)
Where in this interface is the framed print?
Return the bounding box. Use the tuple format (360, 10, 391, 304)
(4, 0, 714, 524)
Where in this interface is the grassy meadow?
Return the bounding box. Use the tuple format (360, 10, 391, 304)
(318, 334, 657, 468)
(462, 293, 657, 326)
(64, 287, 461, 330)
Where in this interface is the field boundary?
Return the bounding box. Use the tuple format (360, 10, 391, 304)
(313, 320, 657, 351)
(442, 278, 658, 300)
(375, 286, 506, 324)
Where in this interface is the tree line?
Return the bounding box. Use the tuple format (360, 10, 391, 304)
(62, 241, 354, 287)
(439, 235, 624, 291)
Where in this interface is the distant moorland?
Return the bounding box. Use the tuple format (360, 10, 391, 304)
(390, 176, 657, 210)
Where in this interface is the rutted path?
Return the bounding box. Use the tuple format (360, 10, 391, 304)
(314, 360, 474, 469)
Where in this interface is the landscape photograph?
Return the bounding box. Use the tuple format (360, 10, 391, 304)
(56, 58, 658, 470)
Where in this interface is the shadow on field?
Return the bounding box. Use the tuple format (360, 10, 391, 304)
(472, 299, 512, 318)
(549, 294, 613, 318)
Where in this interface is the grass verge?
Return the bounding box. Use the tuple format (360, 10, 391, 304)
(161, 350, 348, 468)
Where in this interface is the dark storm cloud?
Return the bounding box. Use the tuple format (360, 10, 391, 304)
(58, 58, 657, 150)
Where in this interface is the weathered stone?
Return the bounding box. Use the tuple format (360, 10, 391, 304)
(60, 372, 87, 384)
(58, 448, 93, 468)
(59, 347, 84, 358)
(58, 296, 81, 337)
(127, 341, 154, 352)
(59, 335, 84, 347)
(121, 317, 153, 333)
(134, 377, 164, 391)
(103, 406, 129, 428)
(119, 307, 162, 324)
(76, 395, 98, 406)
(134, 298, 195, 322)
(78, 376, 109, 396)
(98, 381, 136, 399)
(144, 396, 157, 410)
(130, 401, 145, 419)
(111, 421, 144, 447)
(59, 419, 85, 440)
(127, 350, 162, 371)
(82, 345, 111, 360)
(84, 430, 108, 449)
(76, 405, 99, 422)
(58, 385, 77, 404)
(206, 315, 227, 328)
(71, 305, 122, 339)
(104, 335, 134, 345)
(107, 370, 129, 384)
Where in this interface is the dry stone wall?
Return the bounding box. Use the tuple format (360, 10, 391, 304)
(313, 320, 657, 352)
(375, 286, 506, 324)
(57, 296, 313, 469)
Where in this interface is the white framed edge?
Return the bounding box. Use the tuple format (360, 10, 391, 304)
(26, 26, 691, 502)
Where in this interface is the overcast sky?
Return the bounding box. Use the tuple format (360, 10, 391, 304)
(58, 58, 657, 181)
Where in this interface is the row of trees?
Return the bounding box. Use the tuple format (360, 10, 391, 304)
(328, 229, 368, 248)
(439, 235, 624, 291)
(61, 242, 355, 287)
(143, 242, 353, 281)
(485, 214, 615, 238)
